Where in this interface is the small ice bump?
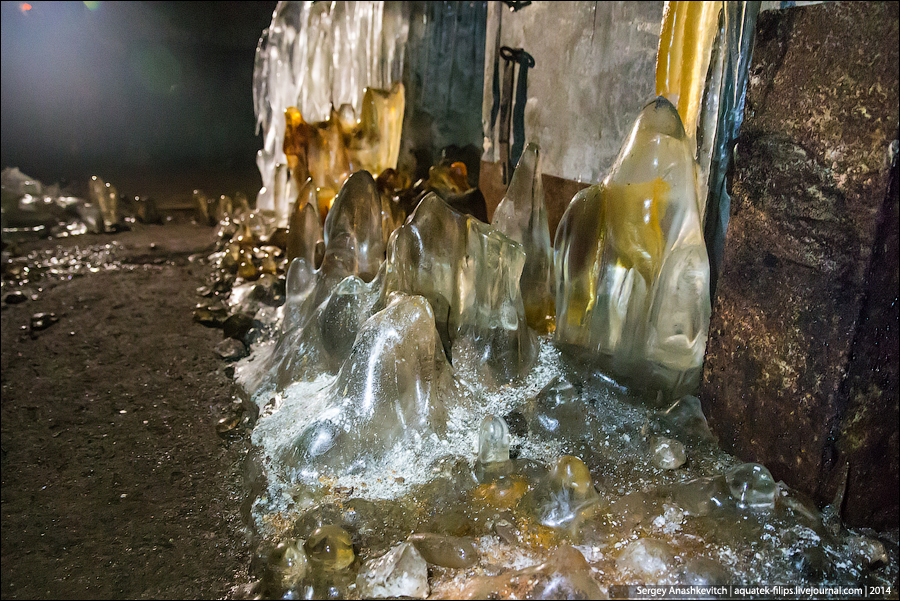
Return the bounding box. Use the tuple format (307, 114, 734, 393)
(477, 414, 511, 464)
(651, 436, 686, 470)
(727, 462, 777, 511)
(356, 542, 429, 599)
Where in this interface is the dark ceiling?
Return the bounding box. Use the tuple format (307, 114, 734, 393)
(1, 1, 278, 184)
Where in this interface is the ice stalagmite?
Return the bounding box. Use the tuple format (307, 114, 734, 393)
(554, 97, 710, 396)
(553, 185, 606, 349)
(346, 83, 406, 177)
(280, 293, 455, 475)
(285, 177, 324, 267)
(491, 143, 555, 334)
(89, 176, 119, 232)
(239, 172, 388, 398)
(323, 170, 386, 283)
(477, 415, 511, 465)
(382, 193, 537, 387)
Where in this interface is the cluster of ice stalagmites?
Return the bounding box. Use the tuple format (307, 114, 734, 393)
(240, 95, 712, 483)
(554, 96, 711, 395)
(224, 139, 891, 596)
(239, 170, 538, 478)
(381, 192, 537, 386)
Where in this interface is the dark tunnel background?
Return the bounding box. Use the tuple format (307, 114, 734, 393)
(1, 0, 278, 199)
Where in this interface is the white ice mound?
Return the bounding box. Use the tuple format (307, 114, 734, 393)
(277, 293, 461, 477)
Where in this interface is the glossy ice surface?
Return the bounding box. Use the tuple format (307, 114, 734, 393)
(382, 192, 537, 386)
(491, 143, 556, 335)
(554, 96, 710, 397)
(225, 74, 893, 596)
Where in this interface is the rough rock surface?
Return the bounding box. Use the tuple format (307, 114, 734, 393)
(701, 1, 899, 528)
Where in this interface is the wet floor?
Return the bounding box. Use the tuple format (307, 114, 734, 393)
(1, 221, 252, 599)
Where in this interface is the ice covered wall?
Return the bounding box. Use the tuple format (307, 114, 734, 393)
(253, 1, 410, 213)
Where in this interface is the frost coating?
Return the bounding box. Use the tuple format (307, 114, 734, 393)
(617, 538, 677, 581)
(554, 96, 710, 396)
(651, 436, 687, 470)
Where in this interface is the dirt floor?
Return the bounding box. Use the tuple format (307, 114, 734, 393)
(1, 219, 254, 599)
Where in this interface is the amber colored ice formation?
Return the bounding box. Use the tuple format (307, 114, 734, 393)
(283, 107, 352, 221)
(491, 143, 555, 334)
(382, 192, 537, 386)
(539, 455, 600, 530)
(554, 96, 710, 396)
(304, 525, 355, 571)
(345, 82, 406, 177)
(655, 1, 721, 149)
(89, 176, 119, 232)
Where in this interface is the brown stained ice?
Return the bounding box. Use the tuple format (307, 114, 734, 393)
(279, 293, 457, 475)
(284, 106, 352, 221)
(407, 533, 478, 569)
(304, 525, 356, 572)
(345, 83, 406, 177)
(554, 97, 710, 396)
(538, 455, 600, 532)
(381, 192, 537, 386)
(491, 143, 556, 334)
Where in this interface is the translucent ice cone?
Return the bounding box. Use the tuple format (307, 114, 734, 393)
(280, 294, 455, 475)
(286, 178, 324, 267)
(554, 97, 710, 395)
(492, 143, 555, 334)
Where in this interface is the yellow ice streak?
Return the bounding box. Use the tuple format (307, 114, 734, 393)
(655, 1, 722, 147)
(605, 177, 669, 283)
